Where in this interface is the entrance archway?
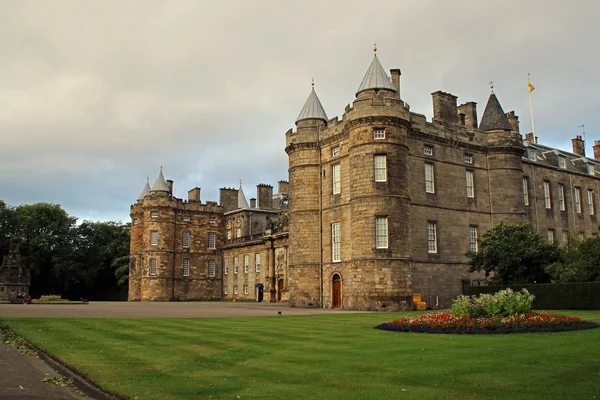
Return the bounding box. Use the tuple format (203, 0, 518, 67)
(277, 279, 284, 302)
(332, 274, 342, 309)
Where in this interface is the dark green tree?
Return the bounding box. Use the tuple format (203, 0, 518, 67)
(467, 221, 560, 284)
(0, 200, 15, 260)
(546, 235, 600, 282)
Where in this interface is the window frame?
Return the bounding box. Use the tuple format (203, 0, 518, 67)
(182, 231, 190, 248)
(589, 164, 595, 176)
(332, 146, 340, 157)
(255, 253, 261, 272)
(575, 187, 582, 214)
(233, 256, 239, 274)
(224, 258, 229, 275)
(373, 128, 386, 140)
(244, 255, 249, 273)
(427, 222, 438, 254)
(469, 226, 478, 253)
(332, 164, 341, 194)
(150, 231, 159, 246)
(150, 211, 159, 218)
(547, 229, 555, 243)
(523, 177, 529, 206)
(224, 286, 228, 295)
(182, 258, 190, 277)
(466, 170, 475, 198)
(588, 189, 595, 216)
(183, 215, 191, 222)
(149, 259, 157, 276)
(543, 181, 552, 209)
(332, 222, 341, 262)
(464, 154, 473, 164)
(375, 216, 389, 249)
(374, 155, 387, 183)
(208, 260, 216, 278)
(425, 163, 435, 193)
(233, 285, 238, 295)
(558, 157, 566, 169)
(558, 184, 566, 211)
(208, 232, 216, 249)
(424, 145, 433, 156)
(243, 284, 249, 295)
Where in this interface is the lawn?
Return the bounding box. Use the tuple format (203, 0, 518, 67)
(2, 311, 600, 400)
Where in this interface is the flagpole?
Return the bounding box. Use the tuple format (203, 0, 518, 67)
(528, 73, 536, 143)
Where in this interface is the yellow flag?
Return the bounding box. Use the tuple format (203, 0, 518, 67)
(528, 74, 535, 92)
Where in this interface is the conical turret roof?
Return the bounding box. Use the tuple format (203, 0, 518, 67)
(296, 87, 328, 124)
(479, 93, 512, 131)
(356, 54, 397, 97)
(150, 167, 169, 192)
(238, 182, 249, 209)
(137, 178, 151, 200)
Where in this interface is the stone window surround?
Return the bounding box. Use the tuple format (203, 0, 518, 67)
(375, 216, 388, 249)
(233, 285, 238, 295)
(149, 259, 157, 276)
(243, 284, 249, 295)
(150, 231, 158, 246)
(427, 221, 438, 254)
(233, 256, 239, 274)
(543, 181, 552, 209)
(373, 128, 386, 140)
(424, 144, 433, 156)
(464, 153, 473, 164)
(224, 258, 229, 275)
(574, 187, 582, 214)
(469, 225, 478, 253)
(182, 258, 190, 277)
(332, 222, 341, 262)
(332, 164, 341, 194)
(244, 255, 249, 273)
(523, 177, 529, 206)
(208, 232, 216, 249)
(208, 260, 216, 278)
(150, 211, 159, 218)
(182, 231, 190, 248)
(466, 170, 475, 198)
(255, 253, 261, 272)
(558, 156, 567, 169)
(558, 184, 566, 211)
(332, 146, 341, 157)
(425, 163, 435, 194)
(374, 154, 387, 183)
(588, 189, 595, 216)
(547, 229, 555, 243)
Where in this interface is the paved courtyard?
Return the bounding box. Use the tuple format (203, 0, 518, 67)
(0, 301, 372, 318)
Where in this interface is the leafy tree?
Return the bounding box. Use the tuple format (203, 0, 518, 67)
(0, 200, 15, 260)
(467, 222, 560, 285)
(546, 235, 600, 282)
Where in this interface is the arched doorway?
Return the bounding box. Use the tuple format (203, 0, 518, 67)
(332, 274, 342, 309)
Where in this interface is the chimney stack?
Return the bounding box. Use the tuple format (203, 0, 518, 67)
(278, 180, 289, 194)
(188, 187, 201, 202)
(572, 135, 585, 157)
(506, 111, 520, 134)
(390, 69, 401, 99)
(432, 91, 458, 124)
(219, 187, 239, 212)
(166, 180, 173, 196)
(457, 102, 477, 129)
(250, 198, 257, 208)
(593, 140, 600, 160)
(257, 184, 273, 210)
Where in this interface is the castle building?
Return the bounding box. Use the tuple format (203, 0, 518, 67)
(130, 49, 599, 310)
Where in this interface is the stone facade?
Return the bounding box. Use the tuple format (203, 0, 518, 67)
(130, 51, 600, 310)
(0, 239, 30, 302)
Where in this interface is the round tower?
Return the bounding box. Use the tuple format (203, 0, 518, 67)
(342, 50, 413, 310)
(285, 83, 328, 307)
(128, 177, 150, 301)
(139, 167, 177, 301)
(479, 90, 526, 223)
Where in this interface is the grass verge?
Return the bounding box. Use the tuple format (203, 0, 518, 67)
(2, 310, 600, 400)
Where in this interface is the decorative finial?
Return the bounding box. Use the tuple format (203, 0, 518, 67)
(373, 41, 377, 53)
(239, 180, 242, 187)
(160, 165, 163, 170)
(311, 78, 314, 88)
(146, 176, 149, 182)
(489, 79, 494, 93)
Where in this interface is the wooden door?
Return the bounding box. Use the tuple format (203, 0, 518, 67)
(332, 274, 341, 308)
(277, 279, 284, 302)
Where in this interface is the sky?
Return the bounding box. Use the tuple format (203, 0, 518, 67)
(1, 0, 598, 222)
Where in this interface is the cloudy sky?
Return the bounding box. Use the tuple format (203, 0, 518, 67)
(1, 0, 598, 222)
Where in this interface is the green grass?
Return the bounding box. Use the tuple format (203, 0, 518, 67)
(2, 311, 600, 400)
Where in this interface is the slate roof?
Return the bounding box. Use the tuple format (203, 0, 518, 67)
(296, 87, 328, 124)
(150, 167, 169, 192)
(356, 55, 397, 96)
(523, 141, 599, 176)
(137, 178, 151, 200)
(479, 93, 512, 131)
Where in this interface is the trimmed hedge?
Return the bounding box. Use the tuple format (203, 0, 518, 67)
(464, 282, 600, 310)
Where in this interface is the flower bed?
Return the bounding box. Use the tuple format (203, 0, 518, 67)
(376, 312, 598, 334)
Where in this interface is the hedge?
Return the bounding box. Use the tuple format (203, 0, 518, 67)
(463, 282, 600, 310)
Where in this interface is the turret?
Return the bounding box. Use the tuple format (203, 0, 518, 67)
(480, 88, 526, 223)
(150, 166, 170, 196)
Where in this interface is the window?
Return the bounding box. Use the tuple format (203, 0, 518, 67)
(427, 222, 438, 254)
(575, 187, 582, 214)
(233, 285, 238, 295)
(236, 228, 241, 238)
(373, 128, 385, 139)
(332, 164, 341, 194)
(425, 163, 435, 193)
(224, 258, 229, 275)
(227, 230, 232, 240)
(374, 155, 387, 182)
(149, 259, 157, 276)
(589, 164, 595, 176)
(558, 184, 566, 211)
(464, 154, 473, 164)
(332, 222, 341, 262)
(543, 181, 551, 209)
(558, 157, 566, 169)
(244, 255, 249, 273)
(208, 260, 216, 278)
(133, 219, 138, 225)
(466, 170, 475, 198)
(209, 218, 216, 223)
(183, 258, 190, 277)
(547, 229, 555, 243)
(243, 285, 249, 295)
(183, 215, 191, 221)
(424, 145, 433, 156)
(182, 232, 190, 248)
(234, 256, 239, 274)
(208, 232, 216, 249)
(588, 189, 595, 215)
(528, 150, 536, 161)
(469, 226, 478, 253)
(237, 217, 242, 224)
(150, 231, 158, 246)
(255, 253, 261, 272)
(523, 178, 529, 206)
(151, 211, 159, 218)
(224, 286, 228, 295)
(332, 146, 340, 157)
(375, 217, 388, 249)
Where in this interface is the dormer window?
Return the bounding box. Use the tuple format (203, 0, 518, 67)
(558, 157, 566, 169)
(373, 129, 385, 140)
(332, 146, 341, 157)
(424, 145, 433, 156)
(589, 164, 595, 176)
(528, 150, 536, 161)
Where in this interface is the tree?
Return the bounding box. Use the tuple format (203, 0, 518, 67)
(546, 235, 600, 282)
(0, 200, 15, 261)
(467, 222, 560, 285)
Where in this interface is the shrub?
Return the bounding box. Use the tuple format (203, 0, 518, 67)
(451, 288, 534, 317)
(39, 294, 63, 301)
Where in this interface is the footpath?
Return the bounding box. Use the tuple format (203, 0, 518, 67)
(0, 343, 89, 400)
